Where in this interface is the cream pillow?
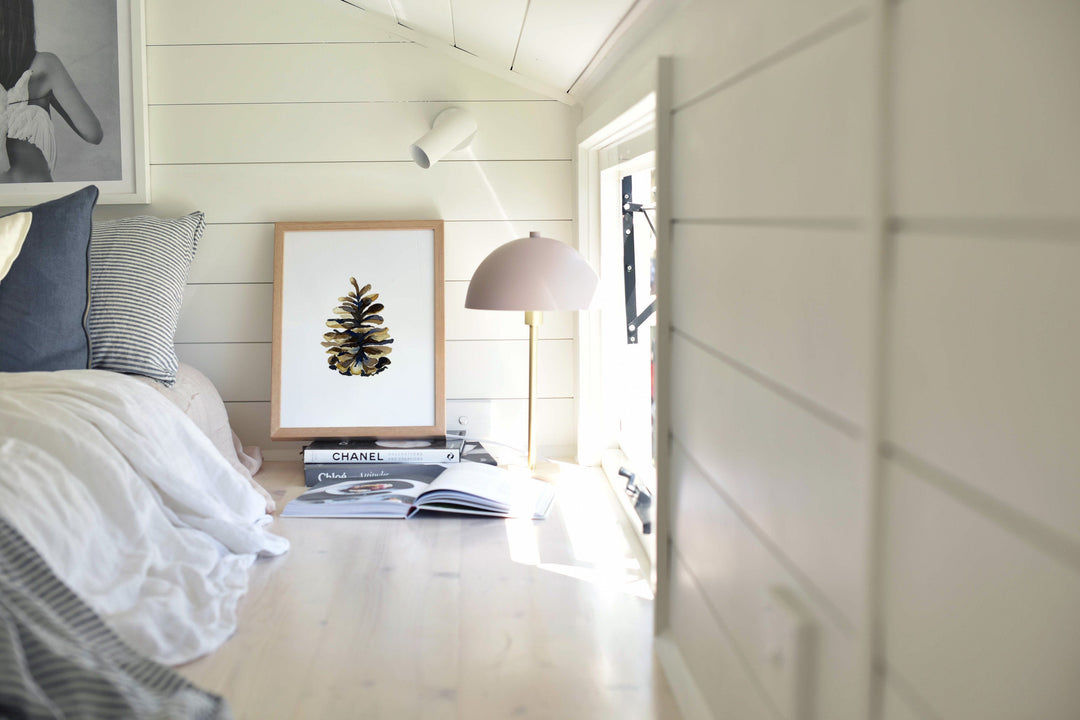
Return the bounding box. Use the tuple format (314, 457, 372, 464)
(0, 211, 32, 284)
(131, 362, 275, 513)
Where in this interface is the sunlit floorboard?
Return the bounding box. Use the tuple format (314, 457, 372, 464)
(178, 461, 681, 719)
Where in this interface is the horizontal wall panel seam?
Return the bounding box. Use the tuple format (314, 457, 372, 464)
(187, 220, 575, 224)
(186, 282, 273, 287)
(672, 328, 863, 439)
(147, 100, 561, 106)
(882, 442, 1080, 575)
(173, 339, 571, 346)
(148, 99, 555, 107)
(170, 220, 570, 227)
(174, 342, 269, 347)
(445, 396, 573, 402)
(175, 220, 573, 225)
(890, 217, 1080, 242)
(672, 4, 867, 114)
(673, 436, 856, 635)
(184, 220, 573, 226)
(147, 41, 409, 48)
(213, 396, 580, 404)
(150, 159, 571, 167)
(669, 545, 786, 720)
(174, 342, 263, 346)
(219, 397, 574, 404)
(150, 160, 572, 167)
(147, 44, 547, 104)
(673, 217, 862, 231)
(443, 338, 574, 343)
(221, 398, 573, 404)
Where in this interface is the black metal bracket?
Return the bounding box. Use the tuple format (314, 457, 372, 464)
(618, 466, 653, 534)
(621, 174, 657, 345)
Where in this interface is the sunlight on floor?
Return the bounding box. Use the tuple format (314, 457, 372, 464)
(536, 562, 653, 600)
(506, 517, 542, 566)
(504, 466, 653, 600)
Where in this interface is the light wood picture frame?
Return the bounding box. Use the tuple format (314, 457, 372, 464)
(271, 221, 445, 440)
(0, 0, 149, 206)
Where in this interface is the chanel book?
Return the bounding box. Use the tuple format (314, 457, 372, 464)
(303, 435, 465, 465)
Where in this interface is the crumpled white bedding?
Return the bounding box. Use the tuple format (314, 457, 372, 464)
(0, 369, 289, 666)
(132, 362, 275, 514)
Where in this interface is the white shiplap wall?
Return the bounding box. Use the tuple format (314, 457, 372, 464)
(100, 0, 578, 460)
(879, 2, 1080, 718)
(582, 0, 1080, 719)
(584, 2, 871, 718)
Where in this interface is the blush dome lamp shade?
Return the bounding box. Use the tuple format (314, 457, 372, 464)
(466, 232, 599, 470)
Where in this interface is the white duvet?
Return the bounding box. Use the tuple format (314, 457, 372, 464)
(0, 369, 289, 665)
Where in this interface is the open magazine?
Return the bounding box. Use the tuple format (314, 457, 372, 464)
(282, 462, 555, 520)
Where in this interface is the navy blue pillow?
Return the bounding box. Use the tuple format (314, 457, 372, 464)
(0, 186, 100, 372)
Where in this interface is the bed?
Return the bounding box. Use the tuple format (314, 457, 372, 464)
(0, 187, 677, 719)
(0, 186, 290, 717)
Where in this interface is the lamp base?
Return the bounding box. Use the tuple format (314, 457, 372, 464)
(530, 459, 563, 482)
(502, 457, 563, 483)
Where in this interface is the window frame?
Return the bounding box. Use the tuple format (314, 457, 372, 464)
(576, 87, 660, 587)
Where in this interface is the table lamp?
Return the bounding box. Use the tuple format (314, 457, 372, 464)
(465, 232, 599, 469)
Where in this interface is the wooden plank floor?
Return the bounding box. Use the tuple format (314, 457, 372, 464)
(177, 461, 681, 719)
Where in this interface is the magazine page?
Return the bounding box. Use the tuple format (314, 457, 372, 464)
(282, 464, 446, 518)
(411, 463, 555, 519)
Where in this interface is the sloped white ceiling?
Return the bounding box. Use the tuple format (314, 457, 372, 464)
(342, 0, 640, 99)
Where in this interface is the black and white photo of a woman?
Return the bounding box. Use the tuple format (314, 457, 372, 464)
(0, 0, 119, 184)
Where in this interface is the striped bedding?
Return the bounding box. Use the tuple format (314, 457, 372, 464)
(0, 516, 229, 719)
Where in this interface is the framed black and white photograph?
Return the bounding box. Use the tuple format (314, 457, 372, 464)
(271, 221, 446, 440)
(0, 0, 148, 205)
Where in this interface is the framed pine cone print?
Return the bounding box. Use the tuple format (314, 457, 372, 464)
(271, 221, 445, 440)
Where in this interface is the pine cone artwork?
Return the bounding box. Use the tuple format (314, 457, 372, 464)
(322, 277, 394, 376)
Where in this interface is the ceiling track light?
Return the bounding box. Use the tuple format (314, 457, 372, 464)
(409, 107, 477, 169)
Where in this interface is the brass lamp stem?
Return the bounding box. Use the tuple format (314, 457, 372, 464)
(524, 310, 542, 469)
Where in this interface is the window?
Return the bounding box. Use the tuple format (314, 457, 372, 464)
(577, 98, 659, 586)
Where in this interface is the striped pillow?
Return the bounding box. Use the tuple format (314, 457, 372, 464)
(88, 213, 205, 385)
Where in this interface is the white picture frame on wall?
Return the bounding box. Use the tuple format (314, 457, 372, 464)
(0, 0, 149, 206)
(271, 221, 446, 441)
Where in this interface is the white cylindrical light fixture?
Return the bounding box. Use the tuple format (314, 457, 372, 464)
(409, 107, 477, 169)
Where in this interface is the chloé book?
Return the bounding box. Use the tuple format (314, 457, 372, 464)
(282, 462, 554, 520)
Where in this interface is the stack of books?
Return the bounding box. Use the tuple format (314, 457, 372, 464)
(287, 435, 553, 520)
(302, 435, 497, 487)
